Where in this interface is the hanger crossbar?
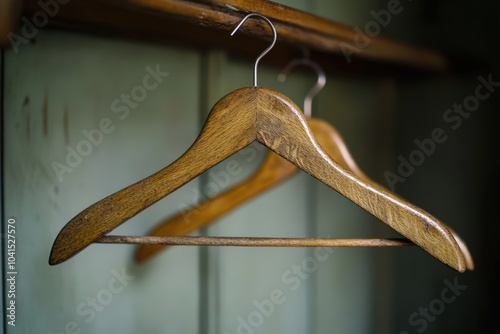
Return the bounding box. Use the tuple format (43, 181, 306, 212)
(97, 236, 414, 247)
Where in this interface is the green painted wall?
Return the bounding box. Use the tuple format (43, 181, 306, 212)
(3, 0, 497, 333)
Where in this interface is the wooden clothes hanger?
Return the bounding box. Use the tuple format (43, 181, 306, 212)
(134, 56, 473, 270)
(49, 13, 468, 273)
(134, 56, 365, 262)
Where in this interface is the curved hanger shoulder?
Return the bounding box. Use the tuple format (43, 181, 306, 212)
(254, 87, 466, 272)
(51, 86, 467, 272)
(308, 118, 473, 270)
(138, 116, 472, 267)
(49, 88, 258, 265)
(308, 118, 367, 179)
(135, 118, 373, 263)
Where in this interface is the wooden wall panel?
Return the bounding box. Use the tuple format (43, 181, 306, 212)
(3, 30, 202, 333)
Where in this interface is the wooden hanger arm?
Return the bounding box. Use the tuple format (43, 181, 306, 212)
(51, 86, 467, 272)
(136, 118, 367, 262)
(137, 92, 473, 270)
(446, 226, 474, 270)
(49, 146, 228, 265)
(49, 89, 258, 265)
(135, 152, 297, 262)
(136, 117, 371, 263)
(309, 118, 473, 270)
(254, 87, 466, 272)
(308, 118, 367, 179)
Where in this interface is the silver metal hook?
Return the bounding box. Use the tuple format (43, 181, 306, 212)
(231, 13, 277, 87)
(277, 58, 326, 119)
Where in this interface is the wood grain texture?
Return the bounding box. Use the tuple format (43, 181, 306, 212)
(107, 0, 447, 71)
(19, 0, 448, 73)
(102, 236, 413, 247)
(135, 150, 297, 262)
(133, 117, 472, 267)
(49, 87, 257, 265)
(135, 117, 368, 263)
(50, 87, 466, 272)
(254, 88, 465, 271)
(310, 118, 473, 270)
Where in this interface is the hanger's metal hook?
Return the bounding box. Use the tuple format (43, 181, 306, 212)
(231, 13, 277, 87)
(277, 58, 326, 119)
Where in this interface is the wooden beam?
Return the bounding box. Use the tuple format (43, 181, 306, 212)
(0, 0, 24, 47)
(15, 0, 448, 75)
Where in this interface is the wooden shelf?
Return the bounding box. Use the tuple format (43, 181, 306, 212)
(9, 0, 449, 75)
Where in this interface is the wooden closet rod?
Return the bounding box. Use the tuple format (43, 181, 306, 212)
(16, 0, 448, 73)
(106, 0, 448, 71)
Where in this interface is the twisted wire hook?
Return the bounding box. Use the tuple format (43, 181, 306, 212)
(277, 58, 326, 118)
(231, 13, 277, 87)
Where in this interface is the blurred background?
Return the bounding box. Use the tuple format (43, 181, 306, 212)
(2, 0, 499, 333)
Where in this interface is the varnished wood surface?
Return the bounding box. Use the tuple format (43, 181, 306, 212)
(49, 87, 258, 266)
(101, 236, 413, 247)
(136, 116, 472, 269)
(256, 88, 465, 271)
(50, 87, 466, 272)
(108, 0, 447, 70)
(135, 151, 297, 262)
(135, 117, 367, 262)
(17, 0, 449, 74)
(310, 119, 474, 270)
